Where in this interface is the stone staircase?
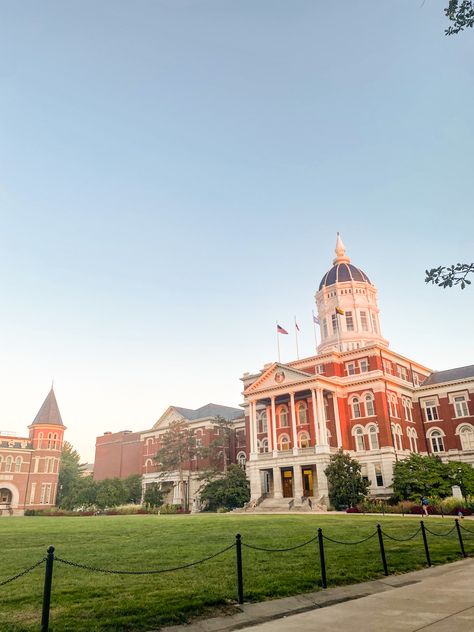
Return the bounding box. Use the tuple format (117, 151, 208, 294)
(241, 495, 328, 513)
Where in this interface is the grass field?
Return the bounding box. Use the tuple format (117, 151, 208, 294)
(0, 513, 472, 631)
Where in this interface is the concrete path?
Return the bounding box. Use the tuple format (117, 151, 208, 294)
(163, 558, 474, 632)
(238, 558, 474, 632)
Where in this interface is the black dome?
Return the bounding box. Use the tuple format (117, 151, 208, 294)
(319, 263, 371, 290)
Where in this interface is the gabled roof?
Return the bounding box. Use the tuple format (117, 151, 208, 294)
(244, 362, 314, 395)
(31, 387, 64, 426)
(172, 403, 243, 421)
(421, 365, 474, 387)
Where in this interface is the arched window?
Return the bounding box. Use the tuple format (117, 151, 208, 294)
(259, 438, 269, 453)
(237, 451, 247, 469)
(351, 397, 361, 419)
(278, 434, 291, 451)
(407, 428, 419, 453)
(368, 425, 379, 450)
(297, 402, 308, 425)
(15, 457, 22, 472)
(257, 411, 268, 434)
(298, 432, 310, 449)
(5, 456, 13, 472)
(353, 427, 365, 451)
(391, 424, 403, 451)
(429, 430, 445, 453)
(388, 394, 399, 418)
(402, 398, 413, 422)
(144, 458, 153, 473)
(365, 394, 375, 417)
(47, 433, 53, 449)
(279, 406, 289, 428)
(53, 433, 58, 449)
(458, 425, 474, 451)
(38, 432, 43, 448)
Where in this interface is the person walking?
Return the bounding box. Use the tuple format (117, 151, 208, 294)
(421, 496, 429, 517)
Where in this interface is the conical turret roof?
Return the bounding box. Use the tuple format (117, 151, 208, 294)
(31, 387, 64, 426)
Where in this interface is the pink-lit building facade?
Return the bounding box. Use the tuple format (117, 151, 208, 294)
(242, 236, 474, 509)
(0, 388, 65, 515)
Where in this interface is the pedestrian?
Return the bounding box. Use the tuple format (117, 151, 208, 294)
(421, 496, 429, 517)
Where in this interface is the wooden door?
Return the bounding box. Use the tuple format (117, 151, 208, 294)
(281, 470, 294, 498)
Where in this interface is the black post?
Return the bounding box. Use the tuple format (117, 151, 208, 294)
(317, 528, 327, 589)
(420, 521, 431, 567)
(235, 534, 244, 605)
(41, 546, 55, 632)
(455, 519, 467, 558)
(376, 524, 388, 576)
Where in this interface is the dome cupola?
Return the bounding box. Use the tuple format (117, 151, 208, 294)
(315, 234, 388, 354)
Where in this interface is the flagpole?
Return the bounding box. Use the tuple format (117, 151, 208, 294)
(276, 321, 281, 363)
(294, 316, 300, 360)
(312, 310, 318, 352)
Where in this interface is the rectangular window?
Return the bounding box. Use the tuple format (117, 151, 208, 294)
(371, 312, 378, 333)
(374, 464, 384, 487)
(331, 314, 339, 334)
(346, 362, 356, 376)
(29, 483, 36, 505)
(316, 364, 325, 374)
(383, 359, 393, 374)
(360, 311, 368, 331)
(33, 458, 39, 473)
(424, 401, 439, 422)
(345, 311, 354, 331)
(322, 318, 328, 339)
(454, 396, 469, 418)
(359, 359, 369, 373)
(360, 464, 369, 483)
(396, 365, 408, 381)
(39, 484, 47, 504)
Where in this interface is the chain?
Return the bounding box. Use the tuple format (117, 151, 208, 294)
(460, 523, 474, 535)
(382, 528, 421, 542)
(424, 525, 456, 537)
(242, 535, 318, 552)
(0, 558, 46, 587)
(323, 531, 377, 545)
(55, 543, 235, 575)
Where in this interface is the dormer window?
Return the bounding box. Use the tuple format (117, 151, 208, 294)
(396, 365, 408, 381)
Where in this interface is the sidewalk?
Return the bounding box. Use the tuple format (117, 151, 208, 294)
(163, 558, 474, 632)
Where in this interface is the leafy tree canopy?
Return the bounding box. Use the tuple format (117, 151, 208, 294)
(425, 263, 474, 289)
(200, 464, 250, 511)
(445, 1, 474, 35)
(143, 483, 164, 509)
(56, 441, 86, 509)
(324, 450, 370, 509)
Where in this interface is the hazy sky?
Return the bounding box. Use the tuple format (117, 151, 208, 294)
(0, 1, 473, 462)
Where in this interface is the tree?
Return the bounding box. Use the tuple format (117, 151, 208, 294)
(154, 420, 199, 511)
(123, 474, 143, 504)
(324, 450, 370, 509)
(206, 415, 236, 475)
(445, 461, 474, 498)
(445, 1, 474, 35)
(392, 454, 450, 500)
(200, 464, 250, 511)
(143, 483, 164, 509)
(425, 263, 474, 289)
(56, 442, 86, 509)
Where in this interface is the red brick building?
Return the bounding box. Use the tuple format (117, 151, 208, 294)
(242, 235, 474, 509)
(94, 403, 246, 509)
(0, 387, 65, 515)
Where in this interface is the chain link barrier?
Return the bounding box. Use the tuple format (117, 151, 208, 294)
(424, 525, 456, 537)
(323, 530, 378, 545)
(0, 558, 46, 587)
(242, 535, 318, 552)
(460, 523, 474, 535)
(381, 527, 421, 542)
(55, 543, 235, 575)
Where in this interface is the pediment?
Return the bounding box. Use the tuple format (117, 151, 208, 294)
(244, 363, 313, 395)
(152, 407, 186, 430)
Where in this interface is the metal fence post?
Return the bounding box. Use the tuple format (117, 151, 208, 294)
(41, 546, 55, 632)
(455, 519, 467, 558)
(420, 521, 431, 567)
(317, 528, 327, 588)
(376, 524, 388, 576)
(235, 534, 244, 604)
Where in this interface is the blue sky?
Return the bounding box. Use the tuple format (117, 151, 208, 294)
(0, 1, 473, 461)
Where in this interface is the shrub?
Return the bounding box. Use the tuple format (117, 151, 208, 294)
(159, 504, 180, 514)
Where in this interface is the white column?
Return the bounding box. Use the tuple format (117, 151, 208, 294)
(249, 464, 261, 500)
(271, 396, 278, 456)
(316, 460, 330, 498)
(249, 401, 258, 458)
(316, 388, 328, 446)
(252, 401, 259, 456)
(293, 465, 303, 500)
(273, 466, 283, 499)
(332, 392, 343, 448)
(266, 405, 272, 452)
(290, 392, 298, 455)
(311, 389, 320, 445)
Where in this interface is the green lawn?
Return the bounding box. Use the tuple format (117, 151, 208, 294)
(0, 514, 471, 631)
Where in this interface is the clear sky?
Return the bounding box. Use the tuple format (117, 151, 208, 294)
(0, 1, 473, 462)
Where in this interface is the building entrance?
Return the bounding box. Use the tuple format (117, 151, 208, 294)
(0, 488, 12, 505)
(302, 468, 314, 497)
(281, 469, 294, 498)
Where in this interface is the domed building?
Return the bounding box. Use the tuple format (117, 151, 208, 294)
(241, 235, 474, 510)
